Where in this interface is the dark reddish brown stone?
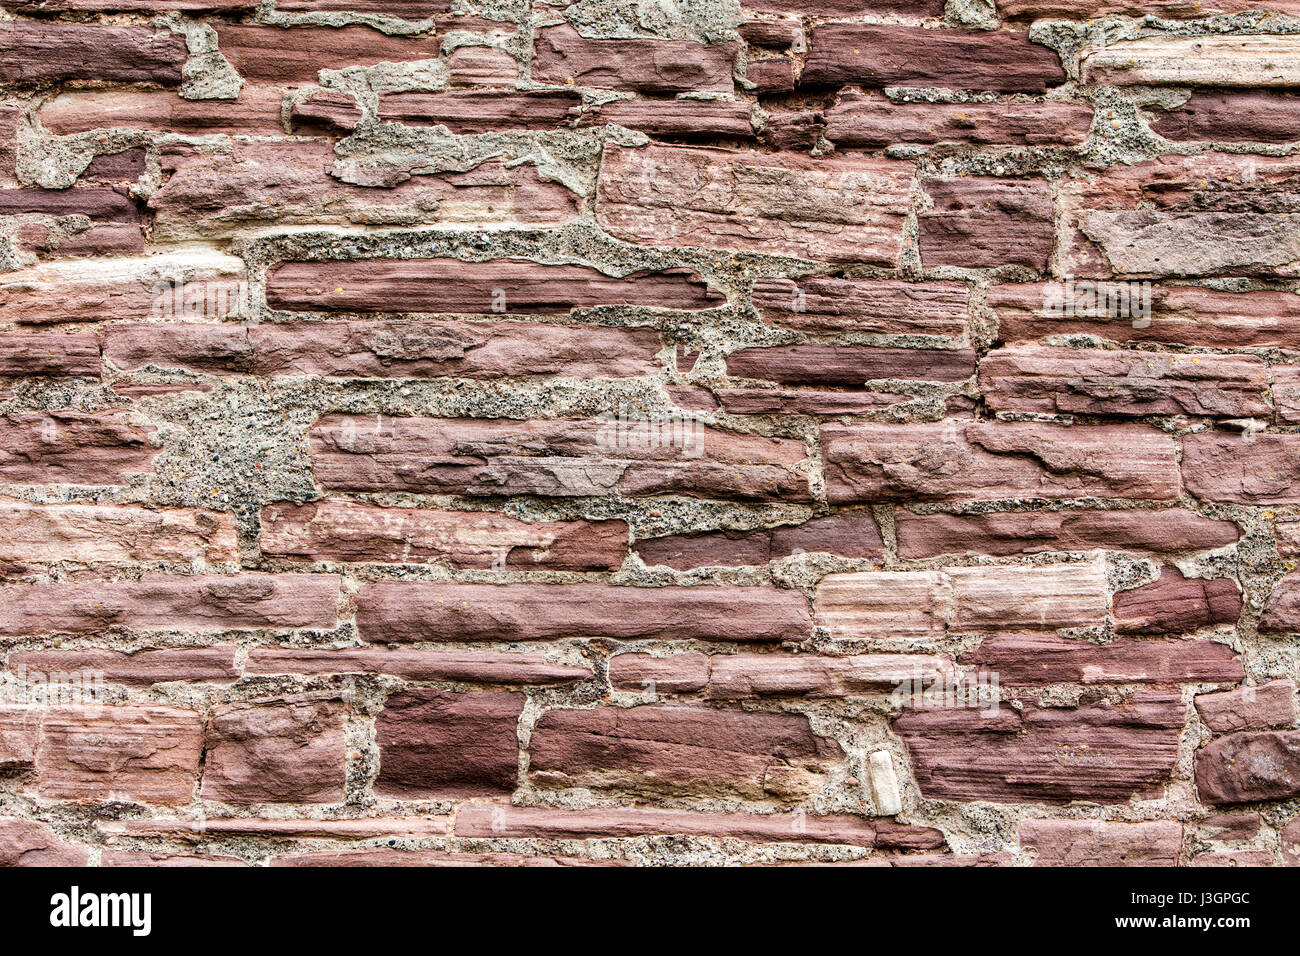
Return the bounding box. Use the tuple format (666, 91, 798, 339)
(712, 388, 912, 415)
(531, 24, 736, 94)
(580, 97, 755, 140)
(1113, 568, 1242, 635)
(1196, 680, 1297, 733)
(290, 90, 363, 135)
(378, 90, 582, 133)
(826, 92, 1093, 148)
(960, 633, 1244, 684)
(267, 259, 723, 314)
(634, 514, 883, 569)
(1184, 433, 1300, 506)
(751, 277, 969, 336)
(895, 508, 1239, 558)
(1260, 570, 1300, 633)
(0, 23, 187, 85)
(727, 345, 976, 385)
(801, 25, 1065, 92)
(919, 178, 1054, 270)
(0, 187, 143, 258)
(0, 819, 89, 866)
(375, 689, 524, 798)
(1196, 730, 1300, 804)
(9, 648, 238, 686)
(245, 648, 590, 685)
(0, 334, 100, 378)
(355, 582, 812, 643)
(0, 411, 156, 485)
(1019, 819, 1182, 866)
(1150, 92, 1300, 143)
(41, 88, 286, 137)
(82, 149, 147, 185)
(214, 24, 442, 83)
(529, 705, 843, 799)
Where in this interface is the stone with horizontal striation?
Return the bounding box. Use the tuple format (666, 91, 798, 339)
(529, 704, 843, 799)
(1196, 680, 1297, 733)
(310, 415, 811, 501)
(634, 513, 883, 569)
(801, 25, 1065, 92)
(1019, 819, 1182, 866)
(290, 90, 364, 135)
(0, 186, 143, 258)
(579, 97, 755, 140)
(1196, 730, 1300, 804)
(1272, 366, 1300, 424)
(596, 143, 913, 264)
(727, 345, 976, 385)
(1260, 570, 1300, 633)
(980, 346, 1270, 418)
(961, 633, 1244, 684)
(710, 388, 915, 415)
(530, 24, 735, 94)
(267, 258, 723, 314)
(201, 695, 347, 804)
(356, 582, 811, 643)
(1113, 568, 1242, 635)
(827, 92, 1093, 148)
(0, 574, 339, 636)
(245, 647, 590, 684)
(1001, 0, 1300, 16)
(0, 334, 101, 378)
(378, 90, 582, 132)
(822, 421, 1180, 504)
(1149, 92, 1300, 144)
(894, 691, 1185, 803)
(375, 689, 524, 798)
(0, 707, 41, 769)
(8, 648, 239, 685)
(1082, 34, 1300, 88)
(0, 500, 237, 565)
(39, 88, 286, 137)
(0, 819, 89, 866)
(0, 22, 187, 85)
(104, 320, 663, 380)
(895, 508, 1238, 558)
(751, 277, 969, 337)
(213, 23, 442, 83)
(920, 178, 1054, 271)
(260, 500, 627, 570)
(0, 411, 157, 485)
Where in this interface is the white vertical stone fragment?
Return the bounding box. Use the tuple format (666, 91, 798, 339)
(867, 750, 902, 817)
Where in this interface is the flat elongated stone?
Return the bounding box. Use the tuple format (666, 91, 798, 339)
(39, 88, 286, 137)
(894, 691, 1185, 803)
(634, 513, 883, 569)
(1196, 730, 1300, 804)
(961, 633, 1244, 684)
(597, 143, 913, 264)
(1183, 433, 1300, 505)
(0, 819, 89, 866)
(1019, 819, 1182, 866)
(920, 178, 1054, 270)
(1196, 680, 1297, 733)
(1083, 35, 1300, 88)
(1150, 92, 1300, 144)
(727, 345, 976, 385)
(826, 92, 1093, 148)
(214, 24, 442, 83)
(9, 648, 239, 685)
(822, 421, 1181, 504)
(245, 648, 590, 684)
(309, 415, 811, 502)
(751, 277, 969, 337)
(0, 500, 237, 565)
(1113, 568, 1242, 634)
(261, 500, 627, 570)
(0, 23, 187, 85)
(355, 582, 812, 643)
(529, 704, 843, 799)
(0, 411, 157, 485)
(0, 334, 101, 378)
(531, 24, 735, 94)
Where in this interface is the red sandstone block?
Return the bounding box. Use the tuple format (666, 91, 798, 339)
(1019, 819, 1182, 866)
(822, 421, 1180, 504)
(1196, 680, 1298, 733)
(274, 0, 449, 11)
(0, 101, 16, 185)
(310, 415, 811, 501)
(1150, 92, 1300, 144)
(201, 695, 347, 804)
(919, 177, 1054, 271)
(378, 90, 582, 132)
(0, 334, 100, 378)
(727, 345, 976, 385)
(261, 500, 627, 570)
(1261, 570, 1300, 633)
(245, 647, 590, 684)
(1197, 730, 1300, 804)
(0, 500, 237, 565)
(8, 0, 255, 7)
(375, 688, 524, 798)
(39, 88, 286, 137)
(1000, 0, 1300, 16)
(530, 24, 736, 94)
(0, 23, 187, 85)
(596, 143, 913, 264)
(0, 819, 89, 866)
(1113, 568, 1242, 635)
(960, 633, 1244, 685)
(214, 24, 441, 83)
(0, 574, 340, 636)
(528, 704, 843, 799)
(801, 25, 1065, 92)
(826, 92, 1092, 148)
(8, 647, 239, 686)
(0, 411, 157, 486)
(894, 691, 1185, 803)
(0, 187, 143, 258)
(579, 97, 755, 140)
(709, 387, 914, 415)
(1183, 432, 1300, 505)
(751, 277, 969, 337)
(355, 581, 812, 643)
(634, 513, 883, 569)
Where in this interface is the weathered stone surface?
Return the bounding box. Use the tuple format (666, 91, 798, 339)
(0, 23, 187, 85)
(0, 334, 100, 378)
(919, 178, 1054, 270)
(39, 88, 286, 137)
(0, 819, 88, 866)
(894, 691, 1185, 803)
(1282, 818, 1300, 865)
(1150, 92, 1300, 144)
(0, 500, 237, 565)
(1083, 35, 1300, 88)
(36, 706, 203, 804)
(356, 582, 811, 643)
(1001, 0, 1300, 16)
(0, 707, 41, 769)
(634, 513, 883, 569)
(579, 97, 755, 140)
(895, 508, 1238, 558)
(746, 0, 944, 12)
(375, 689, 524, 798)
(454, 804, 943, 848)
(611, 651, 953, 698)
(310, 415, 811, 501)
(9, 0, 256, 7)
(9, 647, 239, 686)
(1113, 568, 1242, 635)
(101, 850, 246, 866)
(0, 253, 247, 326)
(802, 25, 1065, 92)
(105, 816, 449, 840)
(202, 695, 346, 804)
(980, 346, 1270, 418)
(991, 284, 1300, 349)
(271, 849, 623, 866)
(1196, 680, 1297, 733)
(0, 186, 143, 258)
(1260, 570, 1300, 633)
(822, 421, 1180, 504)
(1272, 365, 1300, 425)
(290, 90, 364, 136)
(815, 562, 1109, 639)
(529, 705, 843, 799)
(727, 345, 976, 385)
(597, 143, 913, 264)
(710, 388, 914, 415)
(531, 24, 735, 94)
(0, 101, 16, 185)
(83, 149, 147, 185)
(751, 277, 969, 337)
(826, 92, 1092, 148)
(274, 0, 449, 11)
(1019, 819, 1182, 866)
(267, 258, 723, 314)
(1196, 730, 1300, 804)
(246, 647, 590, 684)
(1183, 433, 1300, 505)
(104, 320, 663, 380)
(378, 90, 582, 132)
(0, 574, 339, 636)
(261, 500, 627, 570)
(961, 633, 1244, 684)
(150, 144, 579, 241)
(214, 24, 441, 83)
(0, 411, 157, 485)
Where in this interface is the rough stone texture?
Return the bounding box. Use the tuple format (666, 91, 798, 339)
(1113, 568, 1242, 635)
(245, 648, 590, 684)
(1260, 570, 1300, 633)
(0, 500, 237, 565)
(531, 25, 736, 94)
(827, 93, 1093, 149)
(634, 513, 883, 569)
(1184, 433, 1300, 505)
(9, 648, 239, 685)
(0, 23, 187, 85)
(750, 277, 969, 336)
(0, 819, 89, 866)
(1195, 680, 1298, 733)
(1019, 820, 1182, 866)
(1196, 731, 1300, 804)
(213, 24, 442, 83)
(1149, 92, 1300, 145)
(727, 345, 976, 385)
(0, 411, 158, 485)
(40, 88, 287, 137)
(920, 178, 1054, 271)
(961, 634, 1244, 685)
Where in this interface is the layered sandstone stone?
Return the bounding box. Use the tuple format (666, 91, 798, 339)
(1196, 730, 1300, 804)
(961, 634, 1244, 684)
(0, 500, 237, 565)
(634, 513, 883, 569)
(245, 648, 590, 684)
(1113, 568, 1242, 634)
(1019, 819, 1182, 866)
(530, 24, 736, 94)
(1196, 680, 1297, 733)
(0, 411, 157, 485)
(0, 819, 89, 866)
